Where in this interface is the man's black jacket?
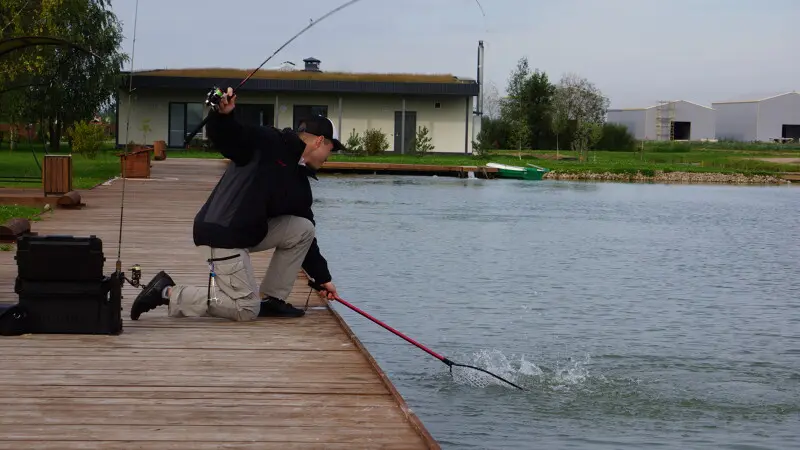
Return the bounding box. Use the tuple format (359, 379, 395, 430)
(192, 110, 332, 284)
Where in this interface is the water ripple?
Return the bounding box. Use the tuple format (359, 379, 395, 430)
(313, 176, 800, 449)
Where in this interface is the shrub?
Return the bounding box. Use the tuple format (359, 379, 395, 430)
(345, 128, 365, 155)
(69, 120, 106, 159)
(479, 116, 512, 149)
(410, 125, 434, 156)
(363, 128, 389, 155)
(472, 139, 491, 159)
(595, 123, 637, 151)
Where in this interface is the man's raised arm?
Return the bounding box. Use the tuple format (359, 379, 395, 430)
(204, 87, 274, 165)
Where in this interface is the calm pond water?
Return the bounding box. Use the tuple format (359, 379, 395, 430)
(311, 175, 800, 450)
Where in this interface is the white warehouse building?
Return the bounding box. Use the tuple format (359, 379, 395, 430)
(712, 91, 800, 142)
(606, 100, 716, 141)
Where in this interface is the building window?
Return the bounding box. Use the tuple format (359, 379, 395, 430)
(234, 104, 275, 128)
(293, 105, 328, 130)
(168, 102, 204, 148)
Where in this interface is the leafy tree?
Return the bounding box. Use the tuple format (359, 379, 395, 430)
(0, 0, 128, 152)
(477, 116, 512, 150)
(500, 57, 556, 149)
(551, 73, 610, 161)
(509, 117, 531, 160)
(550, 92, 569, 157)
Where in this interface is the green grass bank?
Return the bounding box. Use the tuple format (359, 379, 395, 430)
(1, 140, 799, 188)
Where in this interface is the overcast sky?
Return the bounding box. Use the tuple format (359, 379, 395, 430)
(109, 0, 798, 109)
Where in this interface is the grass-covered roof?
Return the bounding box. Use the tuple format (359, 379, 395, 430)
(130, 67, 474, 84)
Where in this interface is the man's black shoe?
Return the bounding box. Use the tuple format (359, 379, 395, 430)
(130, 271, 174, 320)
(258, 296, 305, 318)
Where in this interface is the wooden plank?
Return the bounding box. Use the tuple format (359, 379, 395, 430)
(0, 158, 436, 449)
(0, 405, 410, 427)
(315, 160, 498, 178)
(328, 297, 442, 449)
(0, 384, 392, 396)
(0, 425, 422, 444)
(0, 442, 424, 450)
(0, 393, 396, 406)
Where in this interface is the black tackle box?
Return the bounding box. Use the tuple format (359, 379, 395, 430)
(15, 235, 105, 282)
(14, 276, 122, 335)
(10, 235, 122, 335)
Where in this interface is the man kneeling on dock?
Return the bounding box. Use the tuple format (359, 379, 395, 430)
(130, 87, 345, 321)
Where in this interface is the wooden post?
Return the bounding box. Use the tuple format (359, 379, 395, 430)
(153, 140, 166, 161)
(42, 155, 73, 196)
(0, 218, 32, 242)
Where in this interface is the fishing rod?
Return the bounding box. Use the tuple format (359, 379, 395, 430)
(182, 0, 487, 146)
(117, 0, 138, 276)
(308, 280, 525, 391)
(115, 0, 145, 289)
(182, 0, 365, 147)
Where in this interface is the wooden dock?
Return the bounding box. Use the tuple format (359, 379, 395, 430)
(0, 158, 439, 449)
(318, 161, 499, 178)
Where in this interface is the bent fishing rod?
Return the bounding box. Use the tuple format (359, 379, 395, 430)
(182, 0, 365, 147)
(308, 280, 525, 391)
(182, 0, 487, 147)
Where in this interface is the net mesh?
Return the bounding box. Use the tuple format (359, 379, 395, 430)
(448, 349, 530, 389)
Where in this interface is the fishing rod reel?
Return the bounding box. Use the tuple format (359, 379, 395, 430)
(119, 264, 144, 289)
(183, 86, 225, 147)
(204, 86, 225, 111)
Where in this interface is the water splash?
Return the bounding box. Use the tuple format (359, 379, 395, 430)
(443, 349, 594, 391)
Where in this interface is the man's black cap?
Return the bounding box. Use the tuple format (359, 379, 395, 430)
(297, 116, 346, 152)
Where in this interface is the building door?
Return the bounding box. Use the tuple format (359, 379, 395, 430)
(782, 124, 800, 142)
(235, 104, 274, 127)
(672, 121, 691, 140)
(394, 111, 416, 154)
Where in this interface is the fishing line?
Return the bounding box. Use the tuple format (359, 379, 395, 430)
(308, 281, 525, 390)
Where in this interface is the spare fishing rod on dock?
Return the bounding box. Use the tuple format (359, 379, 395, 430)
(307, 281, 525, 391)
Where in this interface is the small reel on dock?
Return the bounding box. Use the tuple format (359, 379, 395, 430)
(123, 264, 144, 289)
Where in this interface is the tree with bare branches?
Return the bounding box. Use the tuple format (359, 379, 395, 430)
(551, 73, 610, 161)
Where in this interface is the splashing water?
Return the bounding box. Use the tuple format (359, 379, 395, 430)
(445, 349, 594, 392)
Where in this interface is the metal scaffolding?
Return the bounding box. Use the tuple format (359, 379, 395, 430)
(655, 100, 675, 141)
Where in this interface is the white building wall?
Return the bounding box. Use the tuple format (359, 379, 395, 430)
(756, 92, 800, 141)
(117, 88, 476, 154)
(713, 101, 759, 141)
(606, 109, 647, 139)
(607, 101, 714, 140)
(643, 108, 657, 140)
(672, 101, 715, 140)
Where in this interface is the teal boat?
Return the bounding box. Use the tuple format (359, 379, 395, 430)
(486, 162, 549, 180)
